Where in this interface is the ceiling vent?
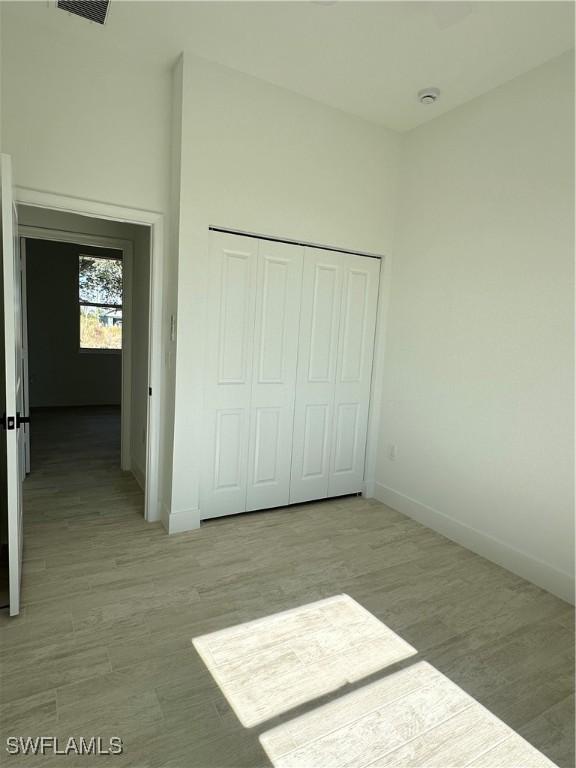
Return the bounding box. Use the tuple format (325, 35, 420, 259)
(56, 1, 110, 25)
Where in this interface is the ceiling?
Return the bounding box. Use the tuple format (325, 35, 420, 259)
(5, 1, 575, 132)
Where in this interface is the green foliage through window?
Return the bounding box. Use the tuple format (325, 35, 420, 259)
(79, 255, 122, 305)
(79, 255, 123, 350)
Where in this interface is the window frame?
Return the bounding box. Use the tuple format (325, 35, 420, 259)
(78, 252, 124, 355)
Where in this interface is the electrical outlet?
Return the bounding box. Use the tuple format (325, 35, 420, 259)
(388, 444, 398, 461)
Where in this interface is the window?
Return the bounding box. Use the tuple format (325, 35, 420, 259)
(79, 254, 123, 351)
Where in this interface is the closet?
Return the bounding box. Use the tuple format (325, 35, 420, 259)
(200, 230, 380, 520)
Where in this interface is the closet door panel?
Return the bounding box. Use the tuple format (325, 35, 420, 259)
(302, 403, 331, 478)
(290, 248, 343, 504)
(332, 402, 360, 473)
(201, 232, 258, 519)
(251, 407, 281, 484)
(246, 240, 303, 511)
(214, 409, 245, 490)
(328, 254, 380, 497)
(308, 263, 340, 383)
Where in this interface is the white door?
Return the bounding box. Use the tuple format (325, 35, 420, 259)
(328, 254, 380, 496)
(290, 248, 343, 504)
(1, 154, 25, 616)
(246, 240, 303, 511)
(201, 232, 258, 519)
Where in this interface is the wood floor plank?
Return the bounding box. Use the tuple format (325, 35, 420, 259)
(0, 406, 573, 767)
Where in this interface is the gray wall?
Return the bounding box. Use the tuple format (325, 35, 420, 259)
(27, 239, 122, 407)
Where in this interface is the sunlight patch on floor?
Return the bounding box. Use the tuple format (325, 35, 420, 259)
(193, 595, 558, 767)
(260, 660, 558, 768)
(192, 594, 417, 727)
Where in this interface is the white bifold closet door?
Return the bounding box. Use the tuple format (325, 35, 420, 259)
(246, 239, 303, 511)
(201, 232, 304, 519)
(201, 231, 380, 520)
(201, 232, 257, 518)
(290, 248, 380, 503)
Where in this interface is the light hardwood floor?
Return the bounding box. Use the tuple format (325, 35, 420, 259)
(0, 407, 573, 767)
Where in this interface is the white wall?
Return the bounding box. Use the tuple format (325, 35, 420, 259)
(375, 51, 575, 602)
(1, 3, 171, 213)
(168, 54, 400, 531)
(2, 5, 176, 516)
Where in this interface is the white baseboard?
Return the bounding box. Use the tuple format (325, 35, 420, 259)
(373, 482, 575, 605)
(161, 505, 201, 535)
(131, 463, 145, 492)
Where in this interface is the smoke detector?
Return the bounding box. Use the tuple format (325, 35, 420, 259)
(418, 87, 441, 105)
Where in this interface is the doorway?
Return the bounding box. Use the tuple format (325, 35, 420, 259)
(13, 188, 165, 532)
(0, 172, 165, 616)
(19, 217, 152, 514)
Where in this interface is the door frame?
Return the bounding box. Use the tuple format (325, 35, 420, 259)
(19, 226, 134, 473)
(14, 187, 164, 523)
(20, 238, 30, 474)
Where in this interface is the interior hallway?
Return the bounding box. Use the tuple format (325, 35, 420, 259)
(0, 408, 573, 767)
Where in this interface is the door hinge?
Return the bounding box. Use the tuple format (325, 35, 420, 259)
(149, 387, 152, 397)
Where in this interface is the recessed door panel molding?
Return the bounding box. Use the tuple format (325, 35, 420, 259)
(214, 409, 245, 491)
(217, 248, 254, 385)
(302, 403, 330, 478)
(257, 254, 290, 384)
(201, 232, 258, 519)
(251, 407, 281, 486)
(290, 248, 344, 504)
(308, 263, 340, 383)
(246, 240, 304, 512)
(328, 253, 380, 497)
(340, 268, 369, 383)
(332, 402, 360, 474)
